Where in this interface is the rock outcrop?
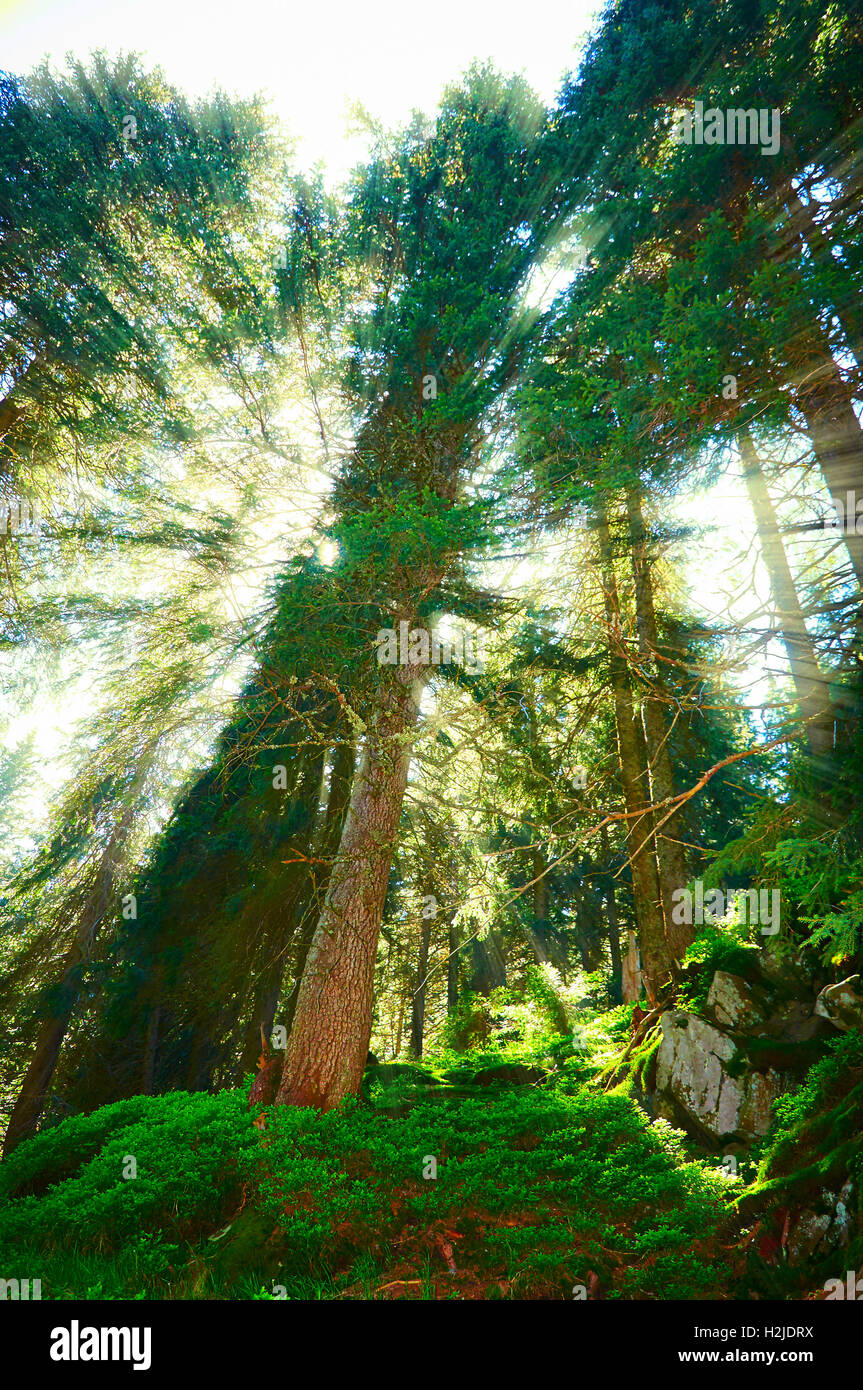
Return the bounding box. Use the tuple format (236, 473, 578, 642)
(707, 970, 830, 1043)
(784, 1180, 854, 1265)
(654, 1010, 793, 1144)
(814, 975, 863, 1032)
(651, 955, 837, 1146)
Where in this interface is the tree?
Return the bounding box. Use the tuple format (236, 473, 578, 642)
(276, 70, 545, 1108)
(0, 55, 273, 506)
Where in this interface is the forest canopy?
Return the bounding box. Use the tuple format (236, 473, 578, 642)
(1, 0, 863, 1311)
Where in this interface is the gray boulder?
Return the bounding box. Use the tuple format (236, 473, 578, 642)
(654, 1010, 792, 1145)
(707, 970, 830, 1043)
(786, 1180, 854, 1265)
(814, 976, 863, 1032)
(707, 972, 769, 1031)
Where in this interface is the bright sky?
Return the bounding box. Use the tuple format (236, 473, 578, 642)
(0, 0, 601, 858)
(1, 0, 601, 177)
(0, 0, 818, 865)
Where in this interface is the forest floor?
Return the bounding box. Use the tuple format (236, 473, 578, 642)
(4, 1017, 850, 1301)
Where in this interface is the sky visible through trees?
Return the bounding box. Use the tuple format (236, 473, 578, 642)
(0, 0, 862, 1352)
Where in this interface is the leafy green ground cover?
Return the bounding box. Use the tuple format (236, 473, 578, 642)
(0, 1054, 740, 1300)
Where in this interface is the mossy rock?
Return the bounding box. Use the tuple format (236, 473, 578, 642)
(736, 1032, 863, 1246)
(204, 1208, 283, 1284)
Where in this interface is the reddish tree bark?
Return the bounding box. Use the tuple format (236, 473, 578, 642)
(275, 668, 421, 1109)
(625, 484, 692, 960)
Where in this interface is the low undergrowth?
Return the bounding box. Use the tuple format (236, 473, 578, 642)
(735, 1029, 863, 1297)
(0, 1062, 741, 1300)
(4, 1012, 857, 1302)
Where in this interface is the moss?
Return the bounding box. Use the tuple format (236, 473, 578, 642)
(736, 1031, 863, 1217)
(723, 1033, 829, 1080)
(599, 1022, 662, 1101)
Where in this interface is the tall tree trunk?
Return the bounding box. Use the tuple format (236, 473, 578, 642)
(785, 189, 863, 365)
(0, 357, 40, 448)
(573, 877, 601, 971)
(141, 997, 161, 1096)
(280, 739, 356, 1044)
(410, 913, 432, 1057)
(622, 931, 642, 1004)
(276, 670, 420, 1109)
(788, 321, 863, 589)
(468, 932, 507, 997)
(530, 845, 567, 971)
(739, 428, 835, 757)
(600, 827, 623, 1004)
(235, 745, 333, 1075)
(605, 892, 623, 1004)
(802, 392, 863, 590)
(764, 200, 863, 587)
(447, 913, 459, 1015)
(2, 944, 93, 1156)
(238, 904, 294, 1078)
(3, 745, 155, 1156)
(394, 983, 407, 1058)
(571, 883, 589, 970)
(625, 484, 692, 959)
(749, 228, 863, 588)
(525, 921, 550, 964)
(532, 846, 549, 936)
(184, 744, 328, 1085)
(596, 502, 672, 1002)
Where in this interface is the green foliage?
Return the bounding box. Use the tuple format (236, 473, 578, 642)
(736, 1030, 863, 1297)
(0, 1096, 155, 1202)
(0, 1090, 257, 1251)
(249, 1083, 734, 1299)
(2, 0, 863, 1310)
(0, 1068, 736, 1299)
(522, 964, 574, 1036)
(0, 53, 274, 493)
(753, 1029, 863, 1193)
(765, 836, 863, 965)
(678, 921, 761, 1011)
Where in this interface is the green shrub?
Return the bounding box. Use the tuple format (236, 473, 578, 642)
(0, 1089, 258, 1254)
(0, 1060, 738, 1299)
(679, 921, 760, 1011)
(0, 1096, 157, 1201)
(754, 1029, 863, 1188)
(250, 1084, 733, 1296)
